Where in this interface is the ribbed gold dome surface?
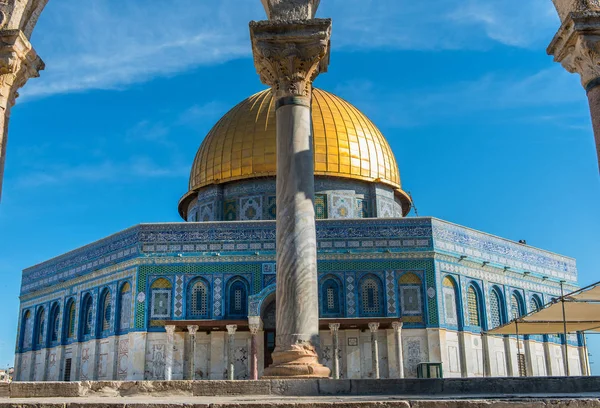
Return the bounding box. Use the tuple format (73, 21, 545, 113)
(188, 88, 403, 193)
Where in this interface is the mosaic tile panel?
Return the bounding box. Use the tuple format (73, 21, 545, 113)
(345, 273, 356, 317)
(240, 196, 262, 221)
(213, 277, 223, 317)
(385, 271, 396, 315)
(223, 200, 237, 221)
(315, 194, 327, 219)
(174, 275, 184, 318)
(265, 196, 276, 220)
(330, 194, 354, 219)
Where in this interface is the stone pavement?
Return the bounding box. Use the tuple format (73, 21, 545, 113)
(1, 396, 600, 408)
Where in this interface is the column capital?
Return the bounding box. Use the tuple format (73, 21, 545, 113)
(548, 10, 600, 89)
(249, 323, 261, 335)
(261, 0, 320, 20)
(368, 322, 380, 333)
(392, 321, 403, 331)
(328, 323, 340, 333)
(0, 30, 43, 105)
(187, 325, 199, 336)
(165, 325, 176, 336)
(226, 324, 238, 335)
(249, 18, 331, 100)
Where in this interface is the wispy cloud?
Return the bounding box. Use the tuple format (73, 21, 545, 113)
(13, 156, 188, 189)
(20, 0, 562, 100)
(335, 66, 587, 128)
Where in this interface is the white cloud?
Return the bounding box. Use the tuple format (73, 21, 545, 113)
(20, 0, 563, 99)
(13, 156, 188, 189)
(334, 66, 586, 128)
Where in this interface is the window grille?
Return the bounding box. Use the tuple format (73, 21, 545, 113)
(360, 277, 382, 315)
(228, 279, 247, 317)
(119, 283, 132, 332)
(83, 296, 93, 336)
(490, 290, 502, 328)
(401, 286, 422, 315)
(467, 286, 480, 327)
(36, 309, 45, 347)
(529, 296, 541, 313)
(511, 293, 523, 320)
(51, 306, 60, 342)
(102, 290, 112, 332)
(67, 301, 76, 339)
(190, 280, 208, 318)
(442, 277, 458, 325)
(22, 311, 32, 349)
(327, 287, 335, 310)
(322, 278, 341, 315)
(151, 278, 172, 319)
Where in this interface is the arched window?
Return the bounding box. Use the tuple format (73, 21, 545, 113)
(49, 303, 60, 344)
(118, 282, 132, 333)
(150, 278, 173, 319)
(64, 299, 76, 340)
(529, 295, 542, 313)
(442, 276, 459, 326)
(467, 285, 481, 327)
(188, 279, 209, 319)
(321, 277, 343, 317)
(489, 288, 504, 329)
(33, 307, 46, 349)
(81, 294, 94, 338)
(359, 275, 383, 316)
(21, 310, 33, 350)
(227, 278, 248, 317)
(398, 273, 423, 316)
(100, 289, 112, 333)
(511, 291, 525, 320)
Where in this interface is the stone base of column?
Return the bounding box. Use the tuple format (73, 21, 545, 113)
(262, 345, 330, 378)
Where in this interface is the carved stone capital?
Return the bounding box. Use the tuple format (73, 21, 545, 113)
(548, 11, 600, 89)
(261, 0, 320, 21)
(249, 323, 261, 335)
(226, 324, 238, 335)
(328, 323, 340, 333)
(249, 19, 331, 100)
(552, 0, 600, 23)
(0, 29, 43, 107)
(187, 325, 199, 336)
(165, 325, 176, 341)
(368, 322, 380, 333)
(392, 321, 403, 331)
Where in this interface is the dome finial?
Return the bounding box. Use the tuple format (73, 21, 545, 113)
(260, 0, 320, 20)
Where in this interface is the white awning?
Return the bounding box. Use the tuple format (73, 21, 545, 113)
(487, 282, 600, 335)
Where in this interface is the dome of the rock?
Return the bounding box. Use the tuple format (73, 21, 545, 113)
(179, 88, 411, 220)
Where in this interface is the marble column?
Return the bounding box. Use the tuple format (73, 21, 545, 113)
(226, 325, 237, 380)
(548, 5, 600, 170)
(250, 3, 331, 378)
(392, 322, 404, 378)
(164, 325, 176, 381)
(187, 325, 199, 380)
(328, 323, 340, 379)
(249, 323, 260, 380)
(369, 323, 380, 379)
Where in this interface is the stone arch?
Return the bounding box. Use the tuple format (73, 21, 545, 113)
(248, 283, 276, 318)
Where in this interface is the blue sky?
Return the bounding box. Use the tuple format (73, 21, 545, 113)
(0, 0, 599, 373)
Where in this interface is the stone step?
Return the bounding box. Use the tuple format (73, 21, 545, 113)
(0, 398, 600, 408)
(4, 377, 600, 399)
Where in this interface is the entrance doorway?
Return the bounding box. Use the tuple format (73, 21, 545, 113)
(262, 300, 276, 368)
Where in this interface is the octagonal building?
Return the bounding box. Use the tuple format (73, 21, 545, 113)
(13, 88, 586, 381)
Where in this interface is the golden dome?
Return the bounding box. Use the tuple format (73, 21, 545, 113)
(180, 88, 411, 216)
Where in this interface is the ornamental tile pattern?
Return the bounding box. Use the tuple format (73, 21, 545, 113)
(174, 275, 184, 318)
(386, 271, 396, 315)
